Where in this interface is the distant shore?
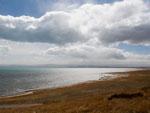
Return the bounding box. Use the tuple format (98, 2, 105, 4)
(0, 69, 149, 113)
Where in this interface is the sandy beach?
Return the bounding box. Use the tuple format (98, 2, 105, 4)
(0, 69, 149, 113)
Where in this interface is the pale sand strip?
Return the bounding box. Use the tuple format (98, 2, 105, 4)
(0, 103, 42, 109)
(0, 91, 33, 99)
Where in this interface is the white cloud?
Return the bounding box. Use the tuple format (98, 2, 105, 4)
(0, 45, 10, 55)
(0, 38, 149, 66)
(0, 0, 150, 45)
(0, 0, 150, 66)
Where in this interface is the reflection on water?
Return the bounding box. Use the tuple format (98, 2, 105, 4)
(0, 67, 138, 96)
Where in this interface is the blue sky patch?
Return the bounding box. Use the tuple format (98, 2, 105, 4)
(119, 43, 150, 55)
(0, 0, 120, 17)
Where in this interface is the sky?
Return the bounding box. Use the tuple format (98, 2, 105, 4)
(0, 0, 150, 67)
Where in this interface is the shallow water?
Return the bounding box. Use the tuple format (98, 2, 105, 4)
(0, 67, 138, 96)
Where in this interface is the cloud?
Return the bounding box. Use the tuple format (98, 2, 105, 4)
(0, 0, 150, 66)
(0, 46, 10, 55)
(44, 42, 126, 62)
(0, 38, 150, 66)
(0, 12, 85, 45)
(42, 42, 150, 66)
(0, 0, 149, 46)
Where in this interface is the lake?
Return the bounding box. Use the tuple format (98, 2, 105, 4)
(0, 67, 139, 96)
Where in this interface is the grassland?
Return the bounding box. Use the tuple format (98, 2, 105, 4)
(0, 69, 149, 113)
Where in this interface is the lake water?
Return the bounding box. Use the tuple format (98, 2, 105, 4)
(0, 67, 139, 96)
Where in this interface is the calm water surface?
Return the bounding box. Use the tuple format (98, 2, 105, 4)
(0, 67, 139, 96)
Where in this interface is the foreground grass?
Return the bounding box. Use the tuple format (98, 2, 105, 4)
(0, 70, 150, 113)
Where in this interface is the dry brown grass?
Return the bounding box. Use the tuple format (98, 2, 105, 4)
(0, 69, 150, 113)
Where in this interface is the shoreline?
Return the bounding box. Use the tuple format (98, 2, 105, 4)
(0, 69, 149, 112)
(0, 69, 144, 98)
